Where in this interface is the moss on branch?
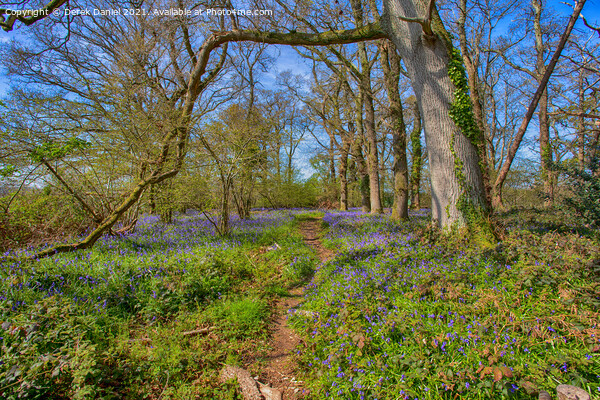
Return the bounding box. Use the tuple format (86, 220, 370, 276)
(212, 22, 387, 47)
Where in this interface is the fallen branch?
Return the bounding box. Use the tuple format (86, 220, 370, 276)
(182, 327, 212, 337)
(128, 338, 152, 343)
(201, 210, 223, 236)
(128, 326, 213, 343)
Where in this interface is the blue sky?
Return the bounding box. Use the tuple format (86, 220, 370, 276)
(0, 31, 14, 96)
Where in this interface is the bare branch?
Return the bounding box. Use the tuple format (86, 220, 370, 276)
(0, 0, 67, 32)
(550, 111, 600, 119)
(581, 14, 600, 37)
(492, 0, 588, 207)
(394, 0, 436, 35)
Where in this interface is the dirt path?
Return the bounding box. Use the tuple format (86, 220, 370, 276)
(298, 218, 334, 262)
(257, 218, 332, 399)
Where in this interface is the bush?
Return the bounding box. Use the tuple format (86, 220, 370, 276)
(0, 297, 118, 400)
(0, 189, 90, 251)
(555, 156, 600, 227)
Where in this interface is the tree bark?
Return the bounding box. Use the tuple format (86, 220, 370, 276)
(352, 95, 371, 212)
(351, 0, 383, 214)
(362, 79, 383, 214)
(329, 136, 337, 185)
(382, 0, 488, 229)
(380, 40, 409, 220)
(458, 0, 492, 205)
(577, 72, 586, 168)
(339, 127, 352, 211)
(539, 87, 554, 206)
(149, 184, 156, 214)
(590, 121, 600, 178)
(409, 99, 423, 209)
(533, 0, 554, 207)
(220, 177, 231, 236)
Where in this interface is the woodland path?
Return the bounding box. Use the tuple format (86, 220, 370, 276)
(257, 218, 334, 399)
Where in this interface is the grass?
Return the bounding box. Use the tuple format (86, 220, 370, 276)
(290, 208, 600, 399)
(2, 206, 598, 399)
(0, 210, 319, 399)
(295, 211, 326, 221)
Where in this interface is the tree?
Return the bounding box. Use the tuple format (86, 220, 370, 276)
(274, 0, 489, 225)
(498, 0, 558, 206)
(408, 97, 424, 209)
(11, 0, 591, 256)
(199, 104, 269, 234)
(0, 0, 67, 31)
(380, 39, 409, 219)
(553, 30, 600, 171)
(284, 0, 384, 214)
(453, 0, 500, 203)
(378, 0, 490, 229)
(260, 79, 314, 208)
(491, 0, 587, 209)
(229, 43, 274, 219)
(2, 0, 230, 256)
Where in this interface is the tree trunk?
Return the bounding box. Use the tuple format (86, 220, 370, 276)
(352, 96, 371, 212)
(590, 121, 600, 178)
(577, 72, 585, 168)
(339, 132, 351, 211)
(458, 0, 492, 205)
(162, 209, 173, 224)
(409, 100, 423, 209)
(539, 88, 554, 206)
(220, 177, 231, 235)
(329, 136, 337, 185)
(533, 0, 553, 207)
(275, 138, 282, 184)
(380, 40, 409, 219)
(287, 138, 294, 184)
(149, 184, 156, 214)
(382, 1, 489, 230)
(360, 54, 384, 214)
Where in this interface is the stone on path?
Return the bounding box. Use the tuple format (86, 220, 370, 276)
(220, 365, 283, 400)
(539, 391, 552, 400)
(220, 365, 262, 400)
(557, 384, 591, 400)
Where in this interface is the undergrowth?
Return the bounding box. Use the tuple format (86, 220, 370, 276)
(0, 210, 319, 399)
(290, 209, 600, 399)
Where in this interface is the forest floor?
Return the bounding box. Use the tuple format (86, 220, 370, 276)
(258, 218, 334, 399)
(2, 208, 599, 399)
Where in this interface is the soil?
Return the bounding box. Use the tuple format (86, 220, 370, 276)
(298, 218, 334, 262)
(256, 218, 333, 399)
